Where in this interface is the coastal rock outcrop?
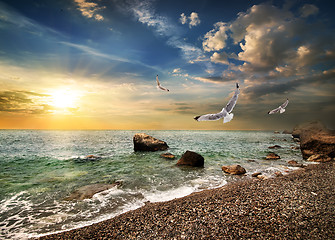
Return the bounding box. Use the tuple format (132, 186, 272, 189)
(160, 152, 175, 160)
(221, 164, 246, 175)
(307, 154, 332, 162)
(64, 182, 121, 201)
(133, 133, 169, 152)
(292, 121, 335, 160)
(265, 152, 280, 160)
(176, 150, 204, 167)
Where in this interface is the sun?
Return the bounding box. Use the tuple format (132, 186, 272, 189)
(49, 89, 79, 109)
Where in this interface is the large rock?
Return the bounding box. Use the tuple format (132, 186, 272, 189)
(64, 182, 121, 201)
(133, 133, 169, 152)
(221, 164, 246, 175)
(176, 150, 204, 167)
(292, 121, 335, 160)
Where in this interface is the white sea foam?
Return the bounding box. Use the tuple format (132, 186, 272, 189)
(32, 199, 145, 239)
(144, 185, 200, 203)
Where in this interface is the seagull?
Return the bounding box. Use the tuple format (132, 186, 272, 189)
(156, 75, 169, 92)
(194, 83, 240, 124)
(268, 99, 289, 114)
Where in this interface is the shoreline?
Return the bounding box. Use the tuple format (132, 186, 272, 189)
(35, 161, 335, 239)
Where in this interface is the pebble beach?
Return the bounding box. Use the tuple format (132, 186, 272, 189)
(36, 161, 335, 239)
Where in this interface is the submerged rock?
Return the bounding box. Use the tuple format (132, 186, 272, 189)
(64, 182, 121, 201)
(221, 165, 246, 175)
(265, 152, 280, 160)
(74, 155, 102, 162)
(84, 155, 101, 160)
(176, 150, 204, 167)
(268, 145, 282, 149)
(133, 133, 169, 152)
(160, 152, 175, 160)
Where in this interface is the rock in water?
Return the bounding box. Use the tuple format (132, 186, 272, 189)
(64, 182, 121, 201)
(133, 133, 169, 152)
(292, 121, 335, 160)
(268, 145, 282, 149)
(176, 150, 204, 167)
(266, 152, 280, 160)
(221, 165, 246, 175)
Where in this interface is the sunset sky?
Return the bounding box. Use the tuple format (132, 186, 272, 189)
(0, 0, 334, 130)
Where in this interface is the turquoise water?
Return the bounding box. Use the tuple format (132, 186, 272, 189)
(0, 130, 303, 239)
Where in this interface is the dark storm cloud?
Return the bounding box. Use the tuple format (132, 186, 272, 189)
(244, 69, 335, 100)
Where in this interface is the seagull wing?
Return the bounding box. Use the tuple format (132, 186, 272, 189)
(268, 107, 281, 114)
(194, 111, 226, 121)
(280, 99, 289, 109)
(156, 75, 169, 91)
(159, 85, 169, 92)
(156, 75, 160, 86)
(225, 83, 240, 113)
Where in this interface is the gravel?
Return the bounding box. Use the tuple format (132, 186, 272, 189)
(35, 162, 335, 240)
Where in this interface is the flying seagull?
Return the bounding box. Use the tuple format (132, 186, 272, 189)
(268, 99, 289, 114)
(156, 75, 169, 92)
(194, 83, 240, 124)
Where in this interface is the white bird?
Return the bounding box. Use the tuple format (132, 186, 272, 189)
(156, 75, 169, 92)
(268, 99, 289, 114)
(194, 83, 240, 124)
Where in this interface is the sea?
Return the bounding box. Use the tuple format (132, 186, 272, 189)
(0, 130, 304, 239)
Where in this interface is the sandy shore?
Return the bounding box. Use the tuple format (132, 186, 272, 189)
(35, 162, 335, 239)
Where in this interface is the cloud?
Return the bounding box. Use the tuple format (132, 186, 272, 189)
(0, 90, 52, 114)
(299, 4, 319, 18)
(193, 71, 239, 84)
(172, 68, 181, 73)
(73, 0, 105, 21)
(205, 3, 334, 72)
(203, 22, 229, 52)
(180, 13, 187, 25)
(130, 0, 177, 37)
(202, 2, 335, 85)
(210, 52, 228, 64)
(180, 12, 200, 28)
(59, 41, 161, 73)
(243, 68, 335, 100)
(189, 12, 200, 27)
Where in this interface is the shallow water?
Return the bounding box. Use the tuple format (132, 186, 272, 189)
(0, 130, 303, 239)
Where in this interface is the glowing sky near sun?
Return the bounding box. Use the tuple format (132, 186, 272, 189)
(0, 0, 334, 130)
